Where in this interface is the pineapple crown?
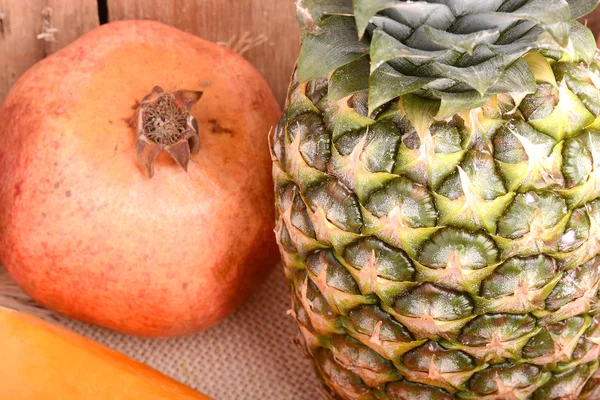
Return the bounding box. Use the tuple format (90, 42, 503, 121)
(297, 0, 600, 116)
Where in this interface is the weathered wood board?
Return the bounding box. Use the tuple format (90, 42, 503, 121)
(0, 0, 99, 102)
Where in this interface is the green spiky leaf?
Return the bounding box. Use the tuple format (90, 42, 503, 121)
(368, 64, 434, 113)
(328, 56, 370, 102)
(298, 16, 368, 82)
(567, 0, 600, 18)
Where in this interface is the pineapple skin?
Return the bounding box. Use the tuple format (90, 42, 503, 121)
(272, 52, 600, 398)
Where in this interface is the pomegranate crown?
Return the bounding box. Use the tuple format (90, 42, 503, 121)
(136, 86, 203, 178)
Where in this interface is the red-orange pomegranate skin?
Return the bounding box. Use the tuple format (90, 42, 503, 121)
(0, 21, 280, 337)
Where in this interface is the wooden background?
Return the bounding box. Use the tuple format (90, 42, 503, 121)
(1, 2, 600, 106)
(0, 0, 300, 106)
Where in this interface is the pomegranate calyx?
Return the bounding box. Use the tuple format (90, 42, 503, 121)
(136, 86, 203, 178)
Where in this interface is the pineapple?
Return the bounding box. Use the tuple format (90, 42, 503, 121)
(272, 0, 600, 398)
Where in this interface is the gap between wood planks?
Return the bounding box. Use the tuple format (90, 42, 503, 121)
(98, 0, 109, 24)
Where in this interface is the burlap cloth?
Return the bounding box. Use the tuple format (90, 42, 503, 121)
(0, 266, 322, 399)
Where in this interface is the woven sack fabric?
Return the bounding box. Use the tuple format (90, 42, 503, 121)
(0, 266, 322, 400)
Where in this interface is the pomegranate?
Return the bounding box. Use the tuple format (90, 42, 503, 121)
(0, 21, 280, 337)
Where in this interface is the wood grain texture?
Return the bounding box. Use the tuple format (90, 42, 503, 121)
(0, 0, 98, 102)
(107, 0, 300, 107)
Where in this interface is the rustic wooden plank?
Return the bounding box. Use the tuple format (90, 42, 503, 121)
(107, 0, 300, 107)
(0, 0, 98, 103)
(0, 0, 44, 102)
